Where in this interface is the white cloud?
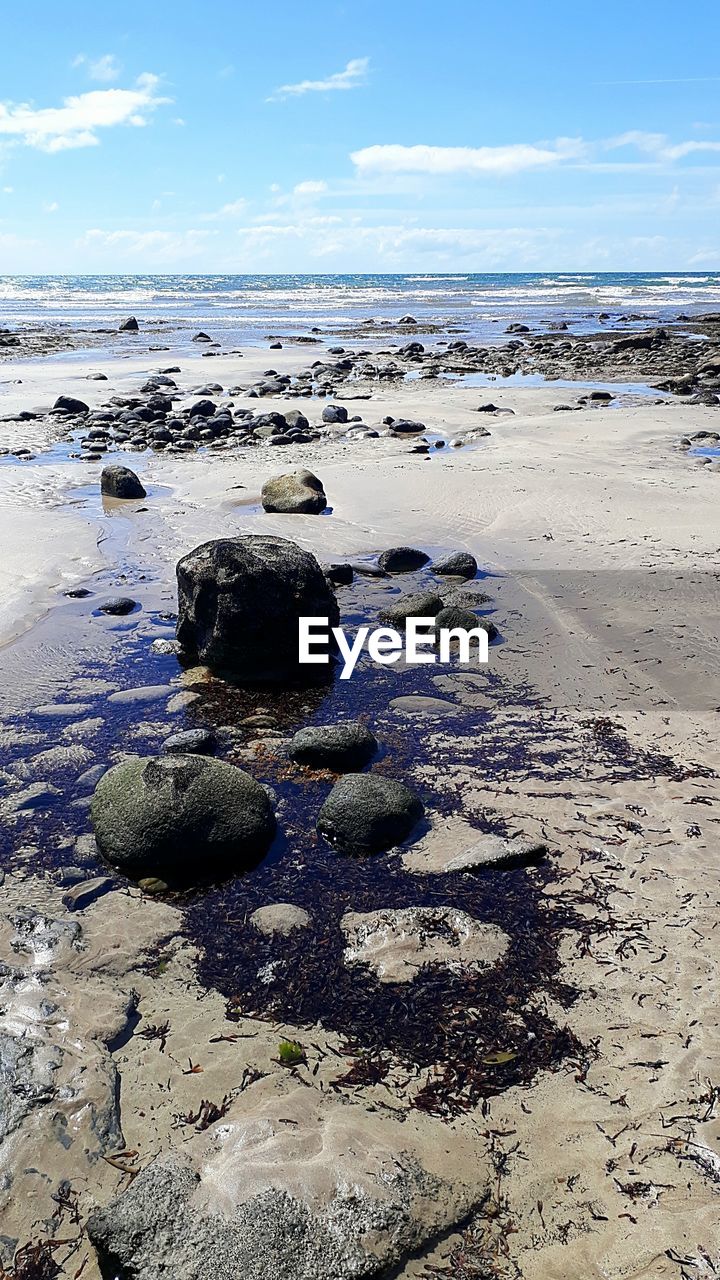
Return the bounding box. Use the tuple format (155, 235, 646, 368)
(201, 198, 248, 221)
(43, 200, 59, 212)
(73, 53, 122, 82)
(293, 180, 328, 196)
(78, 227, 213, 263)
(606, 131, 720, 162)
(0, 74, 169, 153)
(268, 57, 369, 101)
(351, 139, 586, 177)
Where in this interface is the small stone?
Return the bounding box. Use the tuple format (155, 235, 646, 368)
(62, 877, 114, 911)
(250, 904, 311, 936)
(433, 552, 478, 579)
(162, 729, 215, 755)
(289, 723, 378, 772)
(98, 598, 138, 616)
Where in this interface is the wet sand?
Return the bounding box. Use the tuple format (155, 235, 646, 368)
(0, 341, 719, 1277)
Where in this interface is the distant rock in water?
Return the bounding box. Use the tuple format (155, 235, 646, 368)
(261, 469, 327, 515)
(119, 316, 139, 332)
(176, 535, 339, 682)
(101, 465, 147, 500)
(378, 547, 430, 573)
(91, 754, 275, 879)
(433, 551, 478, 579)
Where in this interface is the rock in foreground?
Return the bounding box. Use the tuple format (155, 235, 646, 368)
(101, 464, 147, 500)
(91, 754, 275, 879)
(261, 469, 327, 514)
(87, 1087, 488, 1280)
(317, 773, 423, 853)
(176, 535, 339, 682)
(289, 722, 378, 772)
(342, 906, 510, 983)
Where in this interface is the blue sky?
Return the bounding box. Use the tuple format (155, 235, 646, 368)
(1, 0, 719, 272)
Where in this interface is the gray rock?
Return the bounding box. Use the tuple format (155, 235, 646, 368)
(90, 754, 276, 879)
(119, 316, 139, 332)
(250, 903, 311, 935)
(162, 728, 216, 755)
(289, 723, 378, 772)
(434, 606, 498, 642)
(433, 552, 478, 579)
(441, 834, 547, 873)
(101, 465, 146, 500)
(321, 404, 348, 424)
(389, 419, 426, 434)
(53, 394, 89, 415)
(98, 597, 138, 616)
(317, 773, 423, 854)
(175, 535, 339, 682)
(379, 592, 443, 626)
(261, 469, 327, 515)
(377, 547, 430, 574)
(62, 876, 115, 911)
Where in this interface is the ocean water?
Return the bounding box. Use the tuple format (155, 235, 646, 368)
(1, 272, 719, 349)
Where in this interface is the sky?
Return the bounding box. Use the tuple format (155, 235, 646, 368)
(1, 0, 719, 273)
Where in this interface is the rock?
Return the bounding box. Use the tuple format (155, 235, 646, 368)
(398, 314, 417, 324)
(403, 824, 547, 875)
(321, 404, 348, 424)
(53, 394, 89, 415)
(505, 323, 529, 334)
(119, 316, 139, 332)
(442, 834, 547, 873)
(341, 906, 509, 983)
(98, 597, 138, 616)
(189, 399, 217, 417)
(87, 1087, 489, 1280)
(62, 876, 115, 911)
(389, 419, 426, 434)
(377, 547, 430, 574)
(100, 465, 147, 500)
(317, 773, 423, 854)
(289, 723, 378, 771)
(432, 552, 478, 579)
(90, 754, 276, 879)
(176, 535, 339, 682)
(379, 592, 444, 626)
(434, 606, 498, 642)
(323, 562, 353, 586)
(162, 728, 216, 755)
(250, 904, 311, 936)
(261, 470, 327, 515)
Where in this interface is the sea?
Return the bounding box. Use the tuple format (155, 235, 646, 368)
(1, 272, 720, 351)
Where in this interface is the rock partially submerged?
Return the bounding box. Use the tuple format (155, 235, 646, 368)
(317, 773, 423, 854)
(101, 464, 146, 500)
(261, 469, 327, 514)
(176, 535, 339, 682)
(87, 1086, 489, 1280)
(379, 591, 443, 626)
(341, 906, 510, 983)
(289, 722, 378, 771)
(90, 754, 275, 879)
(377, 547, 430, 573)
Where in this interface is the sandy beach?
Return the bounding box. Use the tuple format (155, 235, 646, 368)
(1, 323, 719, 1279)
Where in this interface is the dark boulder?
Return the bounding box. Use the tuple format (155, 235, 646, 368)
(98, 597, 138, 616)
(175, 535, 339, 682)
(289, 723, 378, 772)
(324, 563, 353, 586)
(53, 395, 89, 415)
(317, 773, 423, 854)
(433, 552, 478, 579)
(119, 316, 139, 332)
(434, 606, 498, 641)
(322, 404, 348, 425)
(378, 547, 430, 573)
(100, 465, 147, 500)
(91, 754, 275, 879)
(162, 728, 216, 755)
(379, 591, 443, 626)
(189, 399, 216, 418)
(389, 419, 426, 434)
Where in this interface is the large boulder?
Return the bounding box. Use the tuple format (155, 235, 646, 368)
(100, 465, 146, 500)
(176, 535, 339, 682)
(261, 470, 327, 515)
(289, 723, 377, 772)
(317, 773, 423, 854)
(53, 394, 89, 415)
(90, 754, 275, 879)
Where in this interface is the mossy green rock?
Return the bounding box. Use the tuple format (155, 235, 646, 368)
(91, 754, 275, 879)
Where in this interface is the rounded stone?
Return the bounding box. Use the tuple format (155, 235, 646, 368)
(434, 606, 498, 641)
(162, 728, 215, 755)
(261, 469, 327, 515)
(379, 592, 443, 626)
(98, 597, 138, 616)
(377, 547, 430, 574)
(250, 903, 311, 936)
(317, 773, 424, 854)
(289, 723, 378, 772)
(433, 552, 478, 579)
(91, 754, 275, 878)
(101, 465, 147, 501)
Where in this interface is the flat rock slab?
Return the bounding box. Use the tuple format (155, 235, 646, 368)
(88, 1085, 490, 1280)
(250, 903, 311, 936)
(341, 906, 509, 983)
(403, 822, 547, 875)
(389, 695, 463, 717)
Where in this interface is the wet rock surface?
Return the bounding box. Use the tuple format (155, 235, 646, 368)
(341, 906, 510, 983)
(289, 722, 378, 771)
(317, 773, 424, 854)
(261, 468, 327, 514)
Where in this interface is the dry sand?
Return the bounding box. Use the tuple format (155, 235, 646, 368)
(1, 343, 719, 1276)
